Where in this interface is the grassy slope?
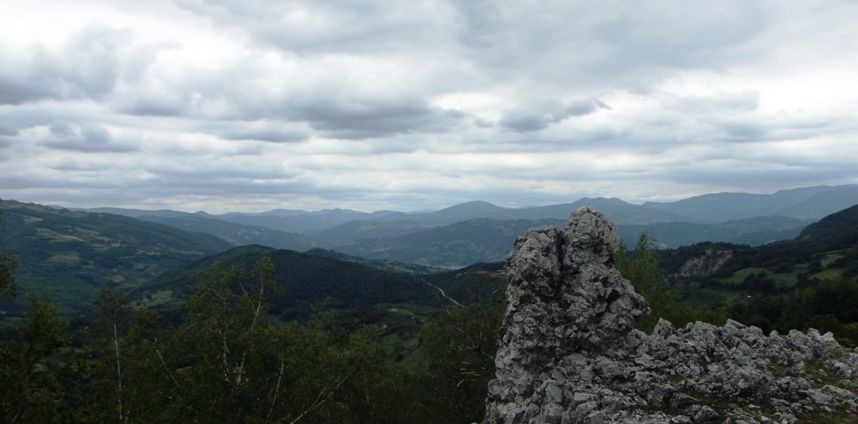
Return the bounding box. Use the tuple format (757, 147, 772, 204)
(138, 214, 327, 251)
(661, 206, 858, 338)
(0, 200, 232, 313)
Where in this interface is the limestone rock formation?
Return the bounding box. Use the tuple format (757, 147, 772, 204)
(673, 249, 734, 280)
(484, 207, 858, 423)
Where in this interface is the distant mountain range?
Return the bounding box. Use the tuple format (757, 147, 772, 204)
(337, 215, 813, 268)
(339, 218, 563, 268)
(9, 183, 857, 272)
(133, 214, 327, 252)
(620, 216, 812, 249)
(3, 190, 858, 322)
(644, 184, 858, 222)
(84, 183, 858, 236)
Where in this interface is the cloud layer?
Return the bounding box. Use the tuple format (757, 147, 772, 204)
(1, 0, 858, 212)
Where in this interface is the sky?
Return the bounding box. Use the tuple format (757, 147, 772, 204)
(1, 0, 857, 213)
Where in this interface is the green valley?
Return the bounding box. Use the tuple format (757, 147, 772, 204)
(0, 200, 232, 313)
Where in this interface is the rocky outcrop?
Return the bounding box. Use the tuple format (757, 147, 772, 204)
(673, 249, 733, 280)
(484, 207, 858, 423)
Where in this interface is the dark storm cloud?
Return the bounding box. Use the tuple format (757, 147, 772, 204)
(720, 121, 768, 141)
(241, 91, 463, 139)
(40, 123, 137, 153)
(117, 94, 186, 117)
(499, 100, 604, 132)
(293, 99, 465, 139)
(0, 27, 126, 105)
(0, 122, 19, 137)
(216, 123, 308, 143)
(0, 73, 57, 105)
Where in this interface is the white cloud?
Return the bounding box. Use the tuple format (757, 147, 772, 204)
(1, 0, 858, 212)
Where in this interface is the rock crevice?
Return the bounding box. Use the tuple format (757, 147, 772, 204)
(484, 207, 858, 423)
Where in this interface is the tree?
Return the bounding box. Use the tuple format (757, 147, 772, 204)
(1, 212, 68, 422)
(87, 282, 167, 424)
(416, 304, 502, 423)
(617, 234, 724, 331)
(0, 294, 68, 423)
(0, 212, 16, 299)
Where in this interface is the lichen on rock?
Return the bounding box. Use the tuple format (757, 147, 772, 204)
(484, 207, 858, 424)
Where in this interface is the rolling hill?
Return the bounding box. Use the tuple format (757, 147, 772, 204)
(644, 185, 858, 223)
(307, 198, 692, 246)
(142, 245, 503, 321)
(337, 215, 814, 268)
(0, 200, 232, 312)
(339, 219, 564, 268)
(657, 204, 858, 342)
(214, 208, 408, 233)
(621, 216, 811, 249)
(796, 204, 858, 248)
(136, 214, 326, 251)
(81, 185, 858, 251)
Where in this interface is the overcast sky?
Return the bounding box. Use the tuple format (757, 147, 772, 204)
(1, 0, 857, 212)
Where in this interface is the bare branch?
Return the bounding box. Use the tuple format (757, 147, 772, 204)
(284, 368, 356, 424)
(113, 323, 125, 424)
(264, 356, 286, 423)
(154, 339, 199, 424)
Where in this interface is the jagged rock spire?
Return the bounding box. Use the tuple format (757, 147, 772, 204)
(484, 207, 858, 424)
(485, 207, 648, 423)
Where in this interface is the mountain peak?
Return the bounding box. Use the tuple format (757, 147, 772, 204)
(441, 200, 502, 210)
(433, 201, 507, 217)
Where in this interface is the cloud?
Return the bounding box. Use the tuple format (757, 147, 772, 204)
(0, 122, 19, 137)
(0, 26, 127, 105)
(40, 124, 137, 152)
(499, 99, 604, 132)
(215, 122, 308, 143)
(292, 98, 465, 139)
(174, 0, 451, 54)
(2, 1, 858, 211)
(452, 0, 503, 49)
(117, 93, 186, 117)
(666, 91, 760, 114)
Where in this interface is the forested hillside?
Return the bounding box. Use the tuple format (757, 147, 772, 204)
(661, 205, 858, 345)
(0, 200, 232, 312)
(2, 204, 858, 422)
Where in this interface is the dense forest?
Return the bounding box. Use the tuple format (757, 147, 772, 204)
(0, 236, 731, 423)
(0, 254, 502, 423)
(2, 208, 858, 422)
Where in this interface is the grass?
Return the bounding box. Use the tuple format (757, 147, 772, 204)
(798, 411, 858, 423)
(682, 285, 742, 308)
(720, 267, 800, 288)
(135, 289, 175, 308)
(46, 253, 81, 266)
(821, 253, 845, 268)
(813, 268, 845, 281)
